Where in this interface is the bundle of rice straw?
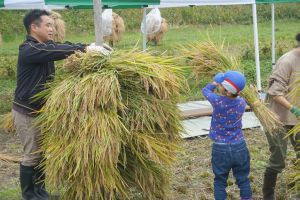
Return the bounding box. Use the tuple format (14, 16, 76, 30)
(0, 112, 15, 134)
(35, 49, 187, 199)
(287, 72, 300, 194)
(147, 18, 168, 46)
(50, 11, 65, 42)
(181, 40, 283, 133)
(103, 12, 125, 46)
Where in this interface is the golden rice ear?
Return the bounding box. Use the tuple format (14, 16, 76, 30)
(50, 11, 65, 42)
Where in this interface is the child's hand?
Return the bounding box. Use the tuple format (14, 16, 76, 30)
(214, 72, 225, 84)
(212, 81, 219, 86)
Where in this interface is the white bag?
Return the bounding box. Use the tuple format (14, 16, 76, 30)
(141, 8, 162, 35)
(102, 9, 113, 37)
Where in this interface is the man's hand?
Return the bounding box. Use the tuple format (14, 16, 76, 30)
(290, 106, 300, 117)
(213, 72, 224, 84)
(86, 43, 113, 56)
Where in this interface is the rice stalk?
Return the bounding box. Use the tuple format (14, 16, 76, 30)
(0, 153, 20, 163)
(181, 41, 239, 80)
(119, 146, 170, 200)
(241, 85, 283, 133)
(287, 123, 300, 194)
(181, 40, 283, 133)
(0, 112, 15, 134)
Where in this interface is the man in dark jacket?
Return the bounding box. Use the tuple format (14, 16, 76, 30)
(12, 9, 90, 200)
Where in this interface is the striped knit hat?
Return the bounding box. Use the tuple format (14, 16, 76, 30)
(221, 71, 246, 94)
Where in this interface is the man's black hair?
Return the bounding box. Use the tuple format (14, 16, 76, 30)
(23, 9, 50, 34)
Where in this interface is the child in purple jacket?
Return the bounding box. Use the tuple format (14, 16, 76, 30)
(202, 70, 252, 200)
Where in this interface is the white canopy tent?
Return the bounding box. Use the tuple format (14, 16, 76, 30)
(0, 0, 64, 9)
(145, 0, 262, 90)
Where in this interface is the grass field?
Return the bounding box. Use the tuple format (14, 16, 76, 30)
(0, 19, 299, 199)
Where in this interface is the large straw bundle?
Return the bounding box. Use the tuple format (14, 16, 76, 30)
(50, 11, 65, 42)
(147, 18, 168, 46)
(103, 12, 125, 46)
(35, 49, 187, 199)
(181, 41, 283, 133)
(0, 112, 15, 134)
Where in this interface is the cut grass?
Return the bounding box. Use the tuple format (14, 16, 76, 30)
(0, 186, 20, 200)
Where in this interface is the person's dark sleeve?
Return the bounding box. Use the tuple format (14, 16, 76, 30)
(201, 83, 219, 106)
(20, 41, 86, 64)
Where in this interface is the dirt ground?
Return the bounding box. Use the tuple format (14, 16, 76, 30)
(0, 127, 297, 200)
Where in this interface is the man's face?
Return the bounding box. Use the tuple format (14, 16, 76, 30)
(30, 15, 53, 43)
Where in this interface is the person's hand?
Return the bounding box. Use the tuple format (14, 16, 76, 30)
(290, 106, 300, 117)
(213, 72, 224, 84)
(86, 43, 113, 56)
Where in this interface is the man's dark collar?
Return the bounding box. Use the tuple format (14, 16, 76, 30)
(26, 35, 39, 43)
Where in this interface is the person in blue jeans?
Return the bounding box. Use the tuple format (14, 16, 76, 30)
(202, 70, 252, 200)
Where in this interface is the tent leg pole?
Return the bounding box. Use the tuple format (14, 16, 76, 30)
(93, 0, 103, 46)
(271, 3, 276, 70)
(252, 3, 261, 91)
(143, 7, 147, 51)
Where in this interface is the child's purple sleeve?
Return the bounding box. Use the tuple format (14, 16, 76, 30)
(201, 83, 219, 106)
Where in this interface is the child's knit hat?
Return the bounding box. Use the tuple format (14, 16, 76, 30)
(221, 71, 246, 94)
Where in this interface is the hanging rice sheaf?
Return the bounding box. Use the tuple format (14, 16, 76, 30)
(147, 18, 168, 46)
(104, 12, 125, 46)
(50, 11, 65, 42)
(35, 49, 187, 200)
(181, 41, 283, 133)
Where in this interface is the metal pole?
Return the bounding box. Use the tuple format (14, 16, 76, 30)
(252, 3, 261, 91)
(143, 7, 147, 51)
(271, 3, 276, 70)
(93, 0, 103, 46)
